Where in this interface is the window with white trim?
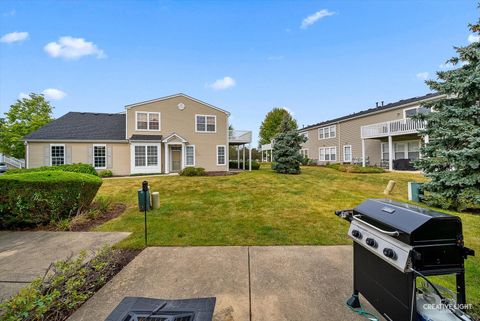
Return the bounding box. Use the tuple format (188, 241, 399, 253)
(343, 145, 352, 162)
(185, 145, 195, 166)
(196, 115, 216, 132)
(51, 145, 65, 166)
(136, 112, 160, 130)
(217, 145, 226, 165)
(147, 146, 158, 166)
(93, 145, 106, 169)
(318, 125, 336, 139)
(319, 147, 336, 161)
(301, 132, 308, 141)
(134, 146, 146, 166)
(300, 148, 308, 158)
(404, 106, 431, 118)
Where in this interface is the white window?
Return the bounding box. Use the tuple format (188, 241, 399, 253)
(93, 144, 106, 169)
(343, 145, 352, 162)
(408, 141, 420, 160)
(135, 146, 146, 166)
(147, 146, 158, 166)
(382, 140, 421, 160)
(404, 106, 431, 118)
(319, 147, 336, 161)
(395, 143, 406, 160)
(301, 132, 308, 141)
(185, 145, 195, 166)
(300, 148, 309, 158)
(51, 144, 65, 166)
(136, 112, 161, 131)
(217, 145, 226, 165)
(196, 115, 216, 132)
(381, 142, 389, 161)
(318, 125, 336, 140)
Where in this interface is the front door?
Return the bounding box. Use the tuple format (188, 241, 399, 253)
(171, 146, 182, 172)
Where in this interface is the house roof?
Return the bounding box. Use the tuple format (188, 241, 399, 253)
(299, 92, 444, 132)
(129, 134, 163, 141)
(23, 112, 126, 141)
(124, 93, 231, 116)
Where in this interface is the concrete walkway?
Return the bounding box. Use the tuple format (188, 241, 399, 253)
(69, 246, 382, 321)
(0, 231, 130, 301)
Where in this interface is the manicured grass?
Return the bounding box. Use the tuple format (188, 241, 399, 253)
(96, 165, 480, 308)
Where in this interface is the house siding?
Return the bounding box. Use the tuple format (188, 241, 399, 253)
(300, 99, 431, 166)
(28, 142, 131, 176)
(126, 95, 228, 172)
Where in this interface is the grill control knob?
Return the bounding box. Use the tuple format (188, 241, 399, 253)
(351, 230, 362, 239)
(366, 238, 377, 248)
(383, 248, 397, 260)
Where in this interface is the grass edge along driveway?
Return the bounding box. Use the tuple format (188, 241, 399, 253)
(95, 166, 480, 307)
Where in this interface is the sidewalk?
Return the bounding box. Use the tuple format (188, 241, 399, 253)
(68, 245, 382, 321)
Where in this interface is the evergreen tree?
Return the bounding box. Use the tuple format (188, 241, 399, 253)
(271, 115, 307, 174)
(415, 19, 480, 211)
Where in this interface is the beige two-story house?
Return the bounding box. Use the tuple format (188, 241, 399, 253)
(296, 93, 444, 170)
(23, 93, 252, 175)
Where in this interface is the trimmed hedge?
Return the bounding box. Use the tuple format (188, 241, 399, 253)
(228, 160, 261, 170)
(0, 171, 102, 228)
(179, 167, 206, 176)
(5, 163, 99, 176)
(326, 163, 385, 173)
(98, 170, 113, 177)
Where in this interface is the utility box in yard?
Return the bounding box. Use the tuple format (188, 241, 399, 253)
(138, 188, 151, 211)
(408, 182, 424, 202)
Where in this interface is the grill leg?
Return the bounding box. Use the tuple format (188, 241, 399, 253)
(346, 290, 361, 309)
(456, 272, 466, 308)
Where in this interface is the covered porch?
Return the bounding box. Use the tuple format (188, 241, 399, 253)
(361, 119, 426, 171)
(229, 130, 253, 171)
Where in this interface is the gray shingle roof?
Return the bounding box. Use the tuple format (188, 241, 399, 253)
(23, 112, 126, 141)
(129, 134, 163, 141)
(299, 92, 443, 131)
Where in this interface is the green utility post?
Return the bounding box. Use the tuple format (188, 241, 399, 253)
(139, 180, 149, 246)
(408, 182, 423, 203)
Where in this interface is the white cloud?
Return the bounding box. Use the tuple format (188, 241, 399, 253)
(439, 62, 454, 70)
(42, 88, 67, 100)
(416, 72, 429, 80)
(267, 55, 284, 61)
(0, 31, 29, 43)
(3, 9, 16, 17)
(206, 76, 236, 90)
(18, 92, 29, 100)
(44, 36, 106, 60)
(468, 34, 479, 43)
(283, 107, 294, 116)
(300, 9, 335, 29)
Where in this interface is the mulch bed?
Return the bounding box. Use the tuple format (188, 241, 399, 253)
(69, 203, 127, 231)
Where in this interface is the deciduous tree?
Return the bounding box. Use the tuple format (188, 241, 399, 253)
(259, 108, 297, 146)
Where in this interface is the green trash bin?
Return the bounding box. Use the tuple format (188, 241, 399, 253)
(138, 188, 151, 211)
(408, 182, 423, 202)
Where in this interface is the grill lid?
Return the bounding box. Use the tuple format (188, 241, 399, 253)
(353, 199, 461, 234)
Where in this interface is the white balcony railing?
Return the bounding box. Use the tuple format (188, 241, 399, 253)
(361, 118, 425, 139)
(4, 155, 25, 168)
(229, 130, 252, 144)
(261, 143, 272, 151)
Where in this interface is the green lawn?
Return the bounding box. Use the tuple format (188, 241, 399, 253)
(96, 165, 480, 308)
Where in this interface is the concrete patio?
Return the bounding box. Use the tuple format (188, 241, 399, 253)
(69, 245, 382, 321)
(0, 231, 131, 301)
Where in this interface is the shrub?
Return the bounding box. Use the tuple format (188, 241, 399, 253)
(179, 167, 206, 176)
(326, 163, 385, 173)
(0, 247, 134, 321)
(228, 160, 261, 170)
(0, 171, 102, 228)
(6, 163, 98, 176)
(98, 169, 113, 177)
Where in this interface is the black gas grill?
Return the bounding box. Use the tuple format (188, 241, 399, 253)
(336, 199, 475, 321)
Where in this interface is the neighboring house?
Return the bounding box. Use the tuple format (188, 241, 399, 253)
(23, 93, 252, 175)
(292, 93, 444, 170)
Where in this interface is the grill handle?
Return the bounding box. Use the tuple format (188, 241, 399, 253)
(352, 214, 400, 237)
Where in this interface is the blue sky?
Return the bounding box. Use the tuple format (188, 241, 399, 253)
(0, 0, 478, 145)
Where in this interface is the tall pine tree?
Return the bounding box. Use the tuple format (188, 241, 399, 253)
(271, 115, 307, 174)
(416, 19, 480, 211)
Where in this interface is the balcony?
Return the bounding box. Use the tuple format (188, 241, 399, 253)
(229, 130, 252, 144)
(361, 118, 425, 139)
